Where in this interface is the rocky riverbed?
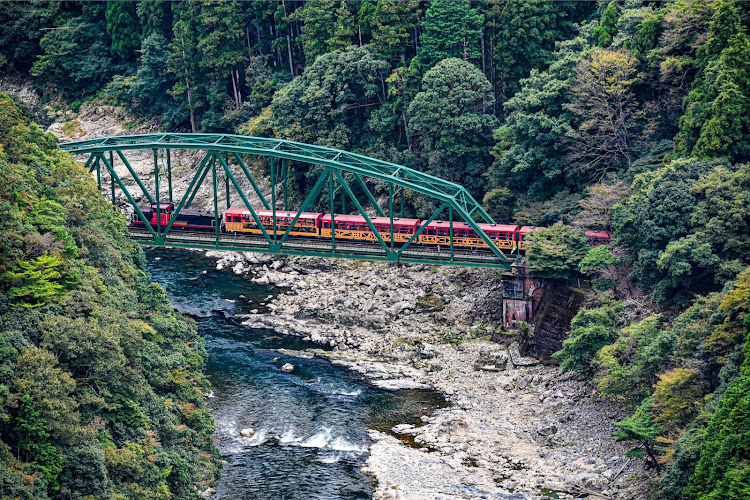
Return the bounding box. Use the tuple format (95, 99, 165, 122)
(204, 250, 654, 499)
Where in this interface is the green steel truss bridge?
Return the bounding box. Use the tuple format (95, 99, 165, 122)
(60, 133, 512, 269)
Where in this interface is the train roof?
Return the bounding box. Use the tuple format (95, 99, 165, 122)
(225, 208, 322, 220)
(423, 220, 519, 232)
(585, 230, 612, 238)
(321, 214, 420, 227)
(519, 225, 548, 233)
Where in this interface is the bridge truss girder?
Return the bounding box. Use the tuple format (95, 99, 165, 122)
(61, 133, 512, 269)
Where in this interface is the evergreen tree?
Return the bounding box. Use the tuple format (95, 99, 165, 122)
(355, 1, 377, 45)
(14, 394, 64, 493)
(272, 46, 390, 150)
(328, 0, 356, 51)
(675, 1, 750, 162)
(0, 0, 58, 72)
(685, 320, 750, 499)
(168, 2, 203, 132)
(137, 0, 173, 39)
(370, 0, 419, 63)
(691, 33, 750, 162)
(299, 0, 337, 64)
(131, 33, 183, 128)
(485, 0, 584, 109)
(30, 4, 117, 96)
(698, 0, 743, 67)
(612, 398, 661, 472)
(419, 0, 483, 69)
(197, 0, 245, 128)
(105, 1, 142, 61)
(593, 1, 619, 48)
(490, 37, 587, 201)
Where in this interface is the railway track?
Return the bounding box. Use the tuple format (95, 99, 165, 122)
(128, 227, 514, 267)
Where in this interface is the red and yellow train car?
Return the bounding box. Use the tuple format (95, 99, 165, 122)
(320, 214, 421, 243)
(224, 208, 322, 237)
(419, 221, 519, 250)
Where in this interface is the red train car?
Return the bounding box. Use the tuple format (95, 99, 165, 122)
(132, 203, 216, 231)
(585, 230, 612, 247)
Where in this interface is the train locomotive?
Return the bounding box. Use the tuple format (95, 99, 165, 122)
(132, 203, 610, 252)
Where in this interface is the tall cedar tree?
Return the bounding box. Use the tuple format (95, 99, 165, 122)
(197, 0, 245, 128)
(168, 2, 203, 132)
(298, 0, 337, 64)
(105, 1, 142, 61)
(419, 0, 483, 69)
(371, 0, 419, 63)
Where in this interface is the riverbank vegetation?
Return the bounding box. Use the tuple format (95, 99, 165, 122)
(0, 94, 220, 498)
(1, 1, 750, 497)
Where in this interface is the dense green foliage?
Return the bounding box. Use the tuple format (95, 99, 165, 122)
(684, 324, 750, 499)
(525, 223, 587, 279)
(407, 58, 497, 197)
(0, 95, 219, 499)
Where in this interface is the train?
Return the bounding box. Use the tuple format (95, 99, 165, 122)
(131, 202, 611, 252)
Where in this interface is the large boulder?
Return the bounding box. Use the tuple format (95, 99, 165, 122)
(473, 347, 509, 371)
(509, 342, 539, 367)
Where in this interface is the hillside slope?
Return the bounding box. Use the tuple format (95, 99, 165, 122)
(0, 94, 220, 499)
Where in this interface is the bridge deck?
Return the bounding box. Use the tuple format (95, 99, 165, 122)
(128, 228, 512, 268)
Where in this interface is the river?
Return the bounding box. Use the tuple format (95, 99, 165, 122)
(146, 249, 446, 499)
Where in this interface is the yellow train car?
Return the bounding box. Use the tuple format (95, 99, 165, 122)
(320, 214, 421, 243)
(224, 208, 322, 237)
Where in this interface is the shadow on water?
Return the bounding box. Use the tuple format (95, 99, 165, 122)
(146, 249, 447, 499)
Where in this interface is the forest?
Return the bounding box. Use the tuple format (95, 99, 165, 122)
(1, 0, 750, 498)
(0, 94, 220, 498)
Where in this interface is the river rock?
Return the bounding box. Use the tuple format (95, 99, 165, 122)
(387, 301, 412, 316)
(537, 425, 558, 438)
(473, 346, 509, 371)
(253, 275, 270, 285)
(508, 341, 539, 367)
(280, 363, 295, 373)
(240, 428, 255, 437)
(391, 424, 419, 435)
(568, 472, 608, 490)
